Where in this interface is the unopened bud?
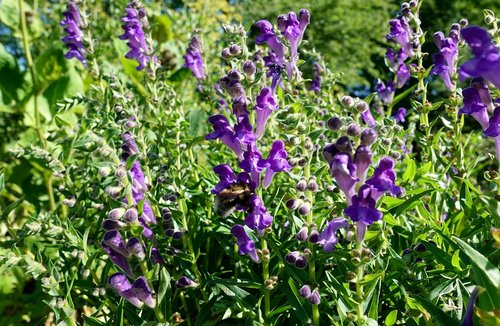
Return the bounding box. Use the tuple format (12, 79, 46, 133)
(243, 60, 256, 77)
(341, 95, 355, 108)
(299, 284, 311, 298)
(296, 179, 307, 191)
(221, 48, 231, 59)
(355, 101, 369, 113)
(360, 128, 377, 146)
(108, 208, 125, 220)
(327, 117, 343, 130)
(347, 123, 361, 137)
(296, 227, 309, 242)
(308, 228, 319, 243)
(285, 251, 300, 264)
(124, 208, 138, 222)
(294, 255, 308, 269)
(229, 44, 241, 55)
(308, 289, 321, 305)
(298, 201, 311, 216)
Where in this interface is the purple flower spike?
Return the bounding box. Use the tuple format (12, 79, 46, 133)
(130, 161, 147, 199)
(459, 87, 489, 130)
(119, 4, 152, 71)
(354, 145, 373, 185)
(459, 26, 500, 88)
(318, 218, 349, 252)
(329, 153, 358, 205)
(387, 17, 413, 57)
(277, 10, 309, 78)
(311, 62, 322, 93)
(244, 195, 273, 234)
(361, 109, 376, 127)
(103, 231, 130, 257)
(394, 107, 407, 123)
(206, 115, 243, 159)
(108, 273, 143, 308)
(60, 2, 86, 65)
(183, 36, 206, 80)
(254, 87, 279, 138)
(376, 80, 394, 105)
(344, 185, 383, 242)
(432, 53, 453, 90)
(231, 224, 260, 263)
(258, 140, 291, 188)
(255, 20, 285, 65)
(175, 276, 197, 289)
(365, 157, 402, 200)
(132, 277, 155, 308)
(396, 64, 410, 88)
(102, 243, 133, 277)
(484, 107, 500, 137)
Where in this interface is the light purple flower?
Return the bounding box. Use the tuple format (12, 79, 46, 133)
(102, 243, 133, 277)
(108, 273, 143, 308)
(132, 276, 155, 308)
(211, 164, 255, 196)
(244, 195, 273, 234)
(329, 153, 358, 205)
(361, 109, 376, 127)
(394, 107, 407, 123)
(183, 36, 206, 80)
(231, 224, 260, 263)
(255, 20, 285, 65)
(353, 145, 373, 185)
(239, 143, 263, 185)
(396, 64, 410, 88)
(122, 132, 140, 159)
(258, 140, 291, 188)
(254, 87, 279, 138)
(386, 48, 408, 71)
(60, 2, 86, 65)
(386, 17, 413, 57)
(119, 4, 151, 70)
(459, 26, 500, 88)
(277, 10, 310, 79)
(377, 80, 394, 104)
(103, 231, 130, 257)
(206, 115, 243, 159)
(459, 87, 490, 130)
(317, 218, 349, 252)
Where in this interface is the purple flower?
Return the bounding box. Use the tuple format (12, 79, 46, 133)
(386, 17, 413, 57)
(432, 53, 453, 90)
(344, 185, 383, 242)
(263, 51, 284, 92)
(231, 224, 260, 263)
(175, 276, 197, 289)
(234, 115, 257, 149)
(211, 164, 255, 196)
(484, 107, 500, 137)
(150, 247, 164, 265)
(255, 20, 285, 65)
(277, 10, 310, 79)
(377, 80, 394, 104)
(60, 2, 86, 65)
(459, 26, 500, 88)
(119, 4, 151, 70)
(461, 287, 479, 326)
(206, 115, 243, 159)
(102, 231, 130, 257)
(353, 145, 373, 185)
(239, 143, 263, 185)
(122, 132, 140, 159)
(108, 273, 143, 308)
(244, 195, 273, 234)
(258, 140, 291, 188)
(329, 153, 358, 205)
(232, 97, 249, 116)
(471, 78, 494, 111)
(432, 31, 459, 90)
(394, 107, 407, 123)
(459, 87, 490, 130)
(386, 48, 408, 71)
(183, 36, 206, 80)
(311, 62, 322, 93)
(361, 109, 376, 127)
(102, 243, 133, 277)
(396, 64, 410, 88)
(365, 157, 402, 200)
(132, 277, 155, 308)
(254, 87, 279, 138)
(127, 237, 145, 260)
(318, 218, 349, 252)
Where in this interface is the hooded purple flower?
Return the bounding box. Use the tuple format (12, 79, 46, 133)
(484, 106, 500, 137)
(127, 237, 145, 260)
(263, 51, 284, 92)
(396, 64, 410, 88)
(102, 231, 130, 257)
(432, 31, 459, 90)
(60, 2, 86, 65)
(244, 195, 273, 234)
(211, 164, 255, 196)
(239, 143, 263, 185)
(459, 26, 500, 88)
(317, 218, 349, 252)
(255, 20, 285, 65)
(329, 153, 358, 205)
(365, 157, 402, 200)
(258, 140, 291, 188)
(394, 107, 407, 123)
(132, 276, 155, 308)
(353, 145, 373, 185)
(183, 36, 206, 80)
(361, 109, 376, 127)
(459, 87, 490, 130)
(231, 224, 260, 263)
(206, 115, 243, 159)
(377, 80, 394, 104)
(119, 4, 151, 70)
(386, 48, 408, 71)
(344, 185, 383, 242)
(108, 273, 143, 308)
(102, 243, 133, 277)
(386, 17, 413, 57)
(175, 276, 197, 289)
(254, 87, 279, 138)
(234, 115, 257, 149)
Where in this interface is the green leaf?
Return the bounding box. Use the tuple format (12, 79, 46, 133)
(421, 241, 457, 271)
(286, 278, 310, 325)
(385, 310, 398, 326)
(157, 267, 172, 318)
(0, 43, 24, 103)
(388, 189, 435, 216)
(412, 295, 459, 325)
(152, 15, 173, 43)
(1, 197, 24, 220)
(453, 237, 500, 309)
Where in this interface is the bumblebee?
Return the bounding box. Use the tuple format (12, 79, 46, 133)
(215, 182, 253, 217)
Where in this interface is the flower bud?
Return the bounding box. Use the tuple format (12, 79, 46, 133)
(327, 117, 343, 130)
(115, 166, 127, 178)
(294, 255, 308, 269)
(99, 166, 112, 177)
(459, 18, 468, 27)
(335, 136, 353, 152)
(298, 157, 308, 167)
(346, 123, 361, 137)
(296, 227, 309, 242)
(360, 128, 377, 146)
(308, 289, 321, 305)
(108, 208, 125, 220)
(326, 185, 335, 192)
(165, 229, 175, 237)
(285, 251, 300, 264)
(308, 228, 319, 243)
(124, 208, 138, 222)
(175, 276, 197, 289)
(299, 284, 311, 298)
(221, 48, 231, 59)
(229, 44, 241, 55)
(307, 179, 319, 192)
(296, 179, 307, 191)
(298, 201, 311, 216)
(243, 60, 256, 77)
(341, 95, 355, 108)
(450, 23, 460, 31)
(409, 0, 417, 7)
(102, 219, 127, 231)
(355, 101, 369, 113)
(286, 198, 300, 210)
(173, 231, 184, 240)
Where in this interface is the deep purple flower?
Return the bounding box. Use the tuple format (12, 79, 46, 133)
(459, 87, 489, 130)
(361, 109, 376, 127)
(254, 87, 279, 138)
(311, 62, 322, 93)
(461, 287, 479, 326)
(232, 97, 249, 116)
(231, 224, 260, 263)
(255, 20, 285, 65)
(396, 64, 410, 88)
(432, 53, 453, 90)
(103, 231, 130, 257)
(60, 2, 86, 65)
(377, 80, 394, 104)
(211, 164, 255, 196)
(239, 143, 263, 185)
(119, 4, 151, 70)
(132, 276, 155, 308)
(244, 195, 273, 234)
(432, 32, 459, 90)
(150, 247, 164, 265)
(108, 273, 143, 308)
(484, 106, 500, 137)
(329, 153, 358, 205)
(234, 115, 257, 149)
(126, 237, 145, 260)
(394, 107, 407, 123)
(317, 218, 349, 252)
(344, 185, 383, 241)
(365, 157, 402, 200)
(102, 219, 127, 231)
(183, 36, 206, 80)
(258, 140, 291, 188)
(386, 17, 413, 57)
(206, 115, 243, 159)
(354, 145, 373, 185)
(175, 276, 197, 289)
(459, 26, 500, 88)
(102, 243, 133, 277)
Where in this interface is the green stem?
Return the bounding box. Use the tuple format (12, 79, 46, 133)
(180, 291, 192, 326)
(261, 238, 271, 323)
(355, 241, 365, 324)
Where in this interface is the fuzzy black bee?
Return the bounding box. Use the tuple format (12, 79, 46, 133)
(214, 182, 253, 217)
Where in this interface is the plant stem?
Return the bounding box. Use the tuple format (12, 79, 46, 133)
(261, 237, 271, 323)
(355, 241, 365, 324)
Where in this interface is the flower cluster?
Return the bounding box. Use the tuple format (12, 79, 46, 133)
(60, 1, 86, 66)
(207, 64, 290, 261)
(183, 36, 206, 81)
(119, 2, 152, 70)
(255, 9, 310, 81)
(431, 23, 461, 90)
